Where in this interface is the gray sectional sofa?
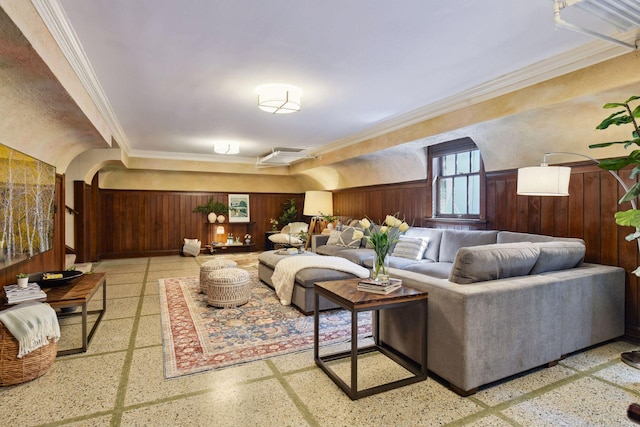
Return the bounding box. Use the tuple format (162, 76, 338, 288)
(311, 227, 625, 396)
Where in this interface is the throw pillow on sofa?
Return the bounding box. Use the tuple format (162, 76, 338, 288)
(335, 226, 362, 248)
(449, 243, 540, 284)
(326, 229, 342, 246)
(391, 236, 429, 261)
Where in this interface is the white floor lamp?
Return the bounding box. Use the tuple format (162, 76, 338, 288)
(302, 191, 333, 250)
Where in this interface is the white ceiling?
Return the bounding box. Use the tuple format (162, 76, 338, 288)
(45, 0, 637, 164)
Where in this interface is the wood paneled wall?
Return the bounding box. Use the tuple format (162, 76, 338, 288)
(82, 187, 304, 259)
(486, 163, 640, 341)
(333, 181, 430, 227)
(0, 175, 65, 287)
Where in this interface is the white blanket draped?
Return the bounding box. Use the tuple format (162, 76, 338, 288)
(0, 301, 60, 358)
(272, 256, 369, 305)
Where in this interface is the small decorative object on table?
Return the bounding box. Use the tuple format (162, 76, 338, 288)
(244, 234, 251, 244)
(16, 273, 28, 289)
(354, 214, 409, 284)
(269, 218, 279, 231)
(4, 282, 47, 304)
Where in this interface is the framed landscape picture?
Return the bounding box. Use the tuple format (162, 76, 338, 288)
(228, 194, 250, 223)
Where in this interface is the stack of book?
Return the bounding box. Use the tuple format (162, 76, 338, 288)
(357, 278, 402, 295)
(4, 283, 47, 304)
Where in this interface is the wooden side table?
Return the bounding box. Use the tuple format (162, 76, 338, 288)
(313, 279, 428, 400)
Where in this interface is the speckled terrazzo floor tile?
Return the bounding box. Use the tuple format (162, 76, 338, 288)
(148, 260, 200, 271)
(502, 376, 637, 426)
(474, 364, 577, 406)
(149, 256, 199, 265)
(270, 349, 316, 372)
(325, 351, 414, 390)
(93, 263, 148, 274)
(85, 317, 135, 354)
(106, 271, 146, 285)
(144, 281, 160, 295)
(141, 293, 160, 315)
(592, 361, 640, 393)
(135, 314, 162, 347)
(286, 368, 481, 426)
(561, 341, 638, 371)
(63, 414, 115, 426)
(99, 296, 139, 320)
(0, 352, 125, 425)
(107, 282, 144, 299)
(97, 258, 149, 267)
(124, 346, 274, 405)
(147, 269, 199, 281)
(460, 414, 516, 426)
(121, 378, 307, 427)
(57, 317, 133, 354)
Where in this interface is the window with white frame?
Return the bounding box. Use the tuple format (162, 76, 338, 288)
(430, 138, 482, 218)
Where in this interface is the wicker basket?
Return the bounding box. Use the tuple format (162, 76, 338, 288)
(0, 321, 57, 386)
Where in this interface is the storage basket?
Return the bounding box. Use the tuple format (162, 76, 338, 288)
(0, 321, 56, 386)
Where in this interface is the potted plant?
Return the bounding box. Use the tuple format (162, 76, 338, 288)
(589, 95, 640, 369)
(278, 198, 298, 227)
(193, 198, 229, 223)
(16, 273, 28, 288)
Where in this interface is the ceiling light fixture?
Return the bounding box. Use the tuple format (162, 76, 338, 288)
(257, 84, 302, 114)
(213, 142, 239, 155)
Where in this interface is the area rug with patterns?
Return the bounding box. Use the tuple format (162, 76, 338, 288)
(158, 271, 372, 379)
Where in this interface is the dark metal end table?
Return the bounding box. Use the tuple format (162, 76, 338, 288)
(314, 279, 428, 400)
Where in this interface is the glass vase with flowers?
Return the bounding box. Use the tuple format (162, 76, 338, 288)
(353, 214, 409, 284)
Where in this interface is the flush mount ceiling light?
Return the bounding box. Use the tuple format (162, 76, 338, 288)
(213, 142, 239, 155)
(257, 84, 302, 114)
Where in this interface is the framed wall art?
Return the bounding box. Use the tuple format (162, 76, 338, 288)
(0, 144, 56, 268)
(228, 194, 250, 223)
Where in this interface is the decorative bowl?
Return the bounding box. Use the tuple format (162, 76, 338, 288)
(36, 270, 84, 286)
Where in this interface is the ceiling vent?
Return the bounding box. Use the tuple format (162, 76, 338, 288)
(256, 147, 314, 167)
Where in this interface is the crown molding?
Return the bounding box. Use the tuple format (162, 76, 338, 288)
(31, 0, 130, 151)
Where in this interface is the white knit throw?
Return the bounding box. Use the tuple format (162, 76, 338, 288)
(0, 301, 60, 358)
(271, 256, 369, 305)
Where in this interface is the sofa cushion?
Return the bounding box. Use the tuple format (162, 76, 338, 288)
(403, 262, 453, 279)
(529, 241, 585, 274)
(391, 236, 429, 261)
(334, 248, 375, 267)
(448, 243, 540, 284)
(404, 228, 444, 261)
(497, 231, 585, 245)
(439, 230, 499, 263)
(316, 244, 351, 256)
(268, 233, 303, 245)
(326, 229, 342, 246)
(334, 226, 362, 248)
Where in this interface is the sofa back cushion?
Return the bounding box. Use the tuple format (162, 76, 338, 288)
(497, 231, 585, 245)
(529, 241, 585, 274)
(404, 228, 443, 261)
(391, 236, 429, 261)
(333, 226, 362, 248)
(439, 230, 499, 263)
(449, 243, 540, 284)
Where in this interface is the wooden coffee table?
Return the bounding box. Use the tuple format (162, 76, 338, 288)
(42, 273, 107, 356)
(314, 279, 428, 400)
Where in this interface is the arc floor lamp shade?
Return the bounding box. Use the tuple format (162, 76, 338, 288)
(517, 165, 571, 196)
(303, 191, 333, 216)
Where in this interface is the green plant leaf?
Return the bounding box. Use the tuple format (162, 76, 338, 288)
(620, 183, 640, 203)
(598, 157, 634, 170)
(603, 103, 627, 108)
(625, 95, 640, 104)
(614, 209, 640, 227)
(633, 104, 640, 118)
(596, 110, 632, 130)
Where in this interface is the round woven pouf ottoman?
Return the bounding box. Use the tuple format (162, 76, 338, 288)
(205, 268, 251, 308)
(199, 259, 237, 293)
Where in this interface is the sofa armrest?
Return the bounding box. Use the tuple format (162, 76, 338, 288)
(380, 268, 564, 393)
(311, 234, 330, 253)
